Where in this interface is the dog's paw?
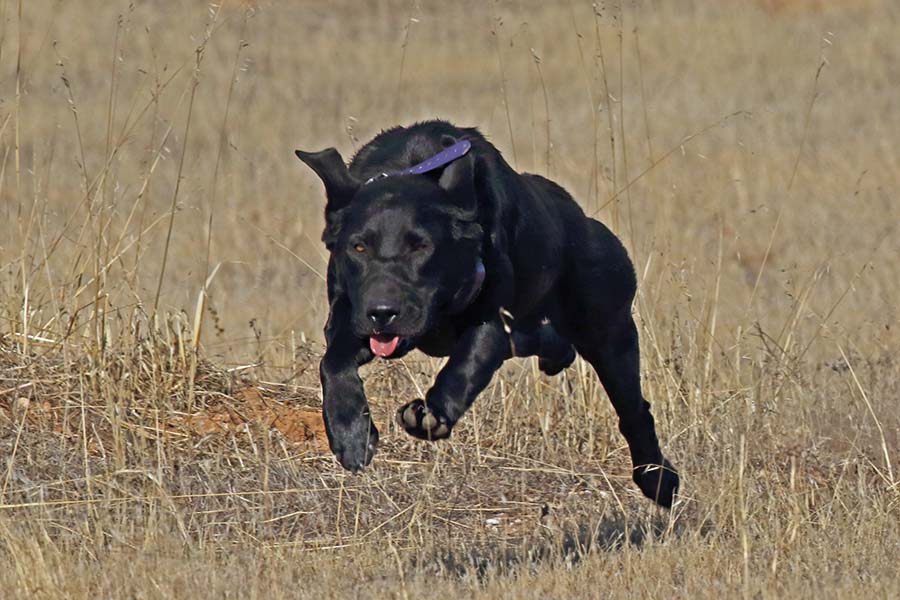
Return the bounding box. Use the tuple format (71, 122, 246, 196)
(538, 344, 576, 376)
(633, 458, 679, 508)
(327, 414, 379, 473)
(396, 399, 452, 441)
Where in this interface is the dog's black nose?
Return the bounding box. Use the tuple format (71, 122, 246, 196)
(367, 304, 398, 330)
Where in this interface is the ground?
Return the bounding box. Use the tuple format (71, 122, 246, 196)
(0, 1, 898, 598)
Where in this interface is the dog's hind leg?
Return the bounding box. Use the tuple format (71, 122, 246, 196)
(569, 311, 679, 507)
(510, 322, 575, 376)
(558, 220, 679, 507)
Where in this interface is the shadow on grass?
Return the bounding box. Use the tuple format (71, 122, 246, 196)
(429, 510, 699, 578)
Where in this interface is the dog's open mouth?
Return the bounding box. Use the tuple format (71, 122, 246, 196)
(369, 334, 401, 358)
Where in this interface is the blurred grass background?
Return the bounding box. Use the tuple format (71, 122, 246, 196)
(0, 1, 898, 597)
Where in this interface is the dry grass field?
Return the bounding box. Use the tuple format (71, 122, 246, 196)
(1, 0, 898, 597)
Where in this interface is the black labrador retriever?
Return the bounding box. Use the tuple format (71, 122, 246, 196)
(295, 120, 679, 507)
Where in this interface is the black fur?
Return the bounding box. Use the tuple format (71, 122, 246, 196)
(295, 120, 679, 507)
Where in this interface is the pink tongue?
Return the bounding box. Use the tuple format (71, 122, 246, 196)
(370, 335, 400, 358)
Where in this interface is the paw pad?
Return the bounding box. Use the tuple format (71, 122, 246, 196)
(396, 399, 452, 440)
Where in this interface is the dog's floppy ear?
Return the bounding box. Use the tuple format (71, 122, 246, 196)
(295, 148, 360, 212)
(437, 136, 476, 217)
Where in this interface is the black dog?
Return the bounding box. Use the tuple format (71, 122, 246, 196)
(295, 120, 679, 507)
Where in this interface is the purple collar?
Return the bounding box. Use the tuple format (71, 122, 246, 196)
(364, 140, 472, 185)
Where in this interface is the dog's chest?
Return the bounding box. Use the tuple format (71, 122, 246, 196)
(414, 320, 461, 357)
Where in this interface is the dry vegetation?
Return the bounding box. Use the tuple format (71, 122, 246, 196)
(1, 0, 898, 597)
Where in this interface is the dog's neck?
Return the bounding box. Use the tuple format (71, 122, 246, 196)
(449, 259, 485, 314)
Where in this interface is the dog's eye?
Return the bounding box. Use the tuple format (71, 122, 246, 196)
(353, 243, 366, 253)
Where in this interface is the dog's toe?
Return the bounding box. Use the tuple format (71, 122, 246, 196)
(329, 415, 379, 473)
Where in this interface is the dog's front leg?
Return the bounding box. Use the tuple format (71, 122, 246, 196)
(321, 296, 378, 471)
(398, 319, 510, 440)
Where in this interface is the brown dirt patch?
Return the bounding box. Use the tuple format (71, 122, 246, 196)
(1, 386, 330, 454)
(176, 387, 329, 452)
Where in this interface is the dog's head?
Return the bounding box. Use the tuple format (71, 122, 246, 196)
(296, 141, 483, 357)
